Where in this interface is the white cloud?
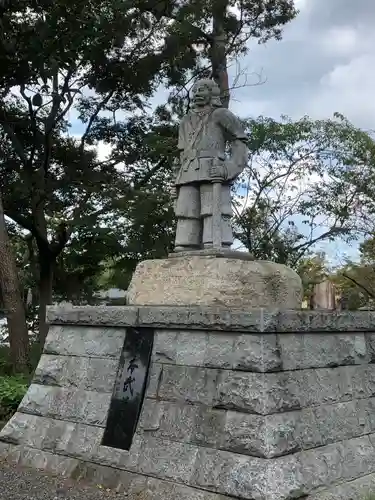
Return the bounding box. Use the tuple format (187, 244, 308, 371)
(319, 26, 358, 57)
(309, 54, 375, 128)
(96, 141, 113, 162)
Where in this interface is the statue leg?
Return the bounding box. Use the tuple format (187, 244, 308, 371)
(200, 183, 233, 248)
(174, 184, 201, 250)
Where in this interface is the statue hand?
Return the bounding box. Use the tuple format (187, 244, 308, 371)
(223, 159, 243, 181)
(209, 163, 226, 181)
(170, 185, 178, 199)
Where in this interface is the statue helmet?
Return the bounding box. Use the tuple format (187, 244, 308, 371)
(191, 78, 222, 107)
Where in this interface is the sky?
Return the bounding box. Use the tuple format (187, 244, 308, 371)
(70, 0, 374, 265)
(228, 0, 375, 130)
(225, 0, 375, 264)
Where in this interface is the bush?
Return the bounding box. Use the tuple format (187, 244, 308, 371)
(0, 340, 41, 377)
(0, 375, 28, 423)
(0, 340, 41, 427)
(0, 345, 14, 375)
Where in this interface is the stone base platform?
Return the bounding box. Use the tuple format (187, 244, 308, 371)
(2, 306, 375, 499)
(127, 255, 303, 309)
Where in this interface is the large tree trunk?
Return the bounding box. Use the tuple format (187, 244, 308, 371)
(211, 0, 230, 109)
(0, 192, 30, 373)
(37, 256, 54, 345)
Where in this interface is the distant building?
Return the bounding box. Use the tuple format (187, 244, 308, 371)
(95, 288, 127, 300)
(52, 288, 128, 307)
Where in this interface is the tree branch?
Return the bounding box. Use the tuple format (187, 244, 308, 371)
(134, 158, 168, 189)
(19, 84, 39, 169)
(50, 191, 94, 257)
(42, 69, 75, 176)
(289, 227, 349, 267)
(0, 107, 27, 164)
(4, 203, 50, 252)
(79, 91, 115, 155)
(342, 272, 375, 299)
(4, 209, 39, 237)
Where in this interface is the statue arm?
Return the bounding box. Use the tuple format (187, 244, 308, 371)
(173, 119, 186, 181)
(217, 109, 248, 181)
(170, 118, 187, 197)
(227, 140, 248, 180)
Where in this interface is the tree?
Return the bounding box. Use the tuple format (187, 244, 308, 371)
(329, 236, 375, 310)
(0, 191, 30, 373)
(330, 262, 372, 310)
(295, 253, 329, 304)
(51, 109, 177, 302)
(0, 0, 179, 341)
(152, 0, 298, 108)
(233, 114, 375, 266)
(0, 0, 298, 342)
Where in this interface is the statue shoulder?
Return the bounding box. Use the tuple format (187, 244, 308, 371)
(213, 107, 246, 138)
(179, 114, 189, 126)
(212, 107, 237, 120)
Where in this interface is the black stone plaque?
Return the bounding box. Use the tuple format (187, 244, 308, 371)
(101, 327, 154, 450)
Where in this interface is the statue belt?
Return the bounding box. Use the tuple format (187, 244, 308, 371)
(182, 150, 225, 170)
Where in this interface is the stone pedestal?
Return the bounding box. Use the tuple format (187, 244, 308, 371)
(311, 279, 336, 310)
(127, 253, 303, 309)
(2, 306, 375, 499)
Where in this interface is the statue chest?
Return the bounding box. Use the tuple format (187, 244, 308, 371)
(183, 115, 225, 150)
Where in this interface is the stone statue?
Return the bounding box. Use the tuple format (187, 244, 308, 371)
(172, 78, 248, 252)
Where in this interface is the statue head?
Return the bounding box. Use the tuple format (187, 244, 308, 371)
(191, 79, 222, 109)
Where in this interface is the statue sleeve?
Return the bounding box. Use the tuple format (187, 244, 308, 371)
(217, 108, 247, 141)
(216, 108, 248, 181)
(174, 118, 187, 182)
(177, 117, 186, 151)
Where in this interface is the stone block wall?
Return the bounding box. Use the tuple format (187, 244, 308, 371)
(2, 306, 375, 499)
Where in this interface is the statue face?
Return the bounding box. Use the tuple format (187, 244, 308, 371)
(191, 81, 213, 107)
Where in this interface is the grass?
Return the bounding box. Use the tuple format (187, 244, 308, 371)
(0, 342, 40, 427)
(0, 374, 28, 424)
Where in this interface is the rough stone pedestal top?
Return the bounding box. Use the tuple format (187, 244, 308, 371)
(168, 248, 254, 261)
(127, 255, 303, 309)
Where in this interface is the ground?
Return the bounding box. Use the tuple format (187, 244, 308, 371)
(0, 461, 122, 499)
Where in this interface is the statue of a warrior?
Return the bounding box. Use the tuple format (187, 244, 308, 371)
(172, 78, 248, 251)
